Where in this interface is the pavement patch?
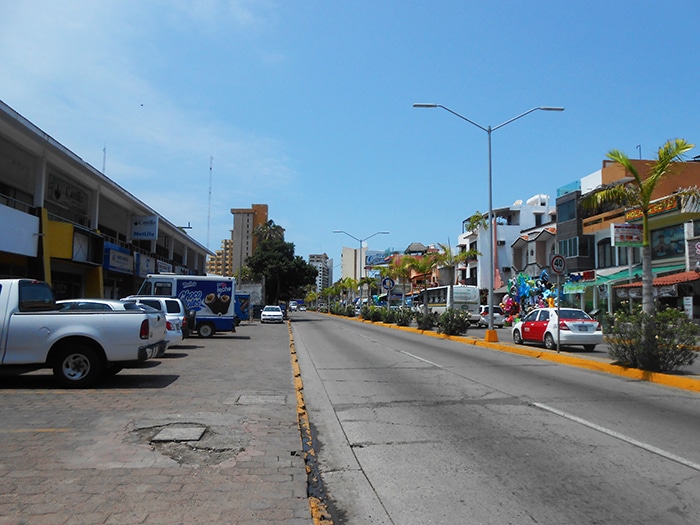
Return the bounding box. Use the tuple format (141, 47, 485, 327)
(152, 425, 206, 442)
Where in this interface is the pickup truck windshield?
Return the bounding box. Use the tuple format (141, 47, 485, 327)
(18, 280, 56, 312)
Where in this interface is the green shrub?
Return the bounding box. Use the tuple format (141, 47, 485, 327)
(370, 306, 383, 322)
(605, 308, 698, 372)
(344, 305, 356, 317)
(437, 309, 471, 336)
(381, 308, 397, 324)
(360, 305, 372, 320)
(415, 310, 438, 331)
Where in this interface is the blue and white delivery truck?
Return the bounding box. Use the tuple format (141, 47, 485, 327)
(136, 274, 236, 338)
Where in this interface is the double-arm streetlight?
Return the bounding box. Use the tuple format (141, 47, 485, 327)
(413, 103, 564, 341)
(333, 230, 390, 304)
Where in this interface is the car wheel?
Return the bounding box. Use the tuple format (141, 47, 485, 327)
(52, 345, 103, 388)
(513, 329, 523, 345)
(583, 344, 596, 352)
(197, 323, 215, 338)
(544, 332, 556, 350)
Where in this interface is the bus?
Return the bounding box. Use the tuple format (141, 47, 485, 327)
(411, 284, 480, 320)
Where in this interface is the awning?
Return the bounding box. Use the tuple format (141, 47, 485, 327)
(615, 270, 700, 288)
(563, 263, 685, 293)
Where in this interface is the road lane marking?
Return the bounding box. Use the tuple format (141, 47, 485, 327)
(398, 350, 441, 368)
(533, 402, 700, 473)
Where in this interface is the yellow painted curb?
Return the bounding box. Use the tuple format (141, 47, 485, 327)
(288, 321, 334, 525)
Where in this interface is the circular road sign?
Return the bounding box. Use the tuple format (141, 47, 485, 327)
(382, 277, 395, 291)
(550, 254, 567, 275)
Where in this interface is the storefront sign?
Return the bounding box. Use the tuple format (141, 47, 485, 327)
(157, 260, 173, 273)
(136, 253, 156, 278)
(47, 173, 88, 214)
(611, 223, 643, 247)
(131, 215, 159, 241)
(625, 196, 679, 222)
(104, 242, 133, 274)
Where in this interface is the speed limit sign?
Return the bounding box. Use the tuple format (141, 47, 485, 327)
(550, 254, 567, 275)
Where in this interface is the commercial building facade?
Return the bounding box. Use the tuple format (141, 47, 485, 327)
(0, 100, 211, 299)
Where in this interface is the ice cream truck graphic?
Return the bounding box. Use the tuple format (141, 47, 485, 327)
(136, 274, 236, 338)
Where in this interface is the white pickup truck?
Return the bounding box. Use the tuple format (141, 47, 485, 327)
(0, 279, 167, 388)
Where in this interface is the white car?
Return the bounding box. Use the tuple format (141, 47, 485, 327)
(261, 305, 284, 323)
(512, 307, 603, 351)
(476, 305, 505, 328)
(121, 296, 186, 349)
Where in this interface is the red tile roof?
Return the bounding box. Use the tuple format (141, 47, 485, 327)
(615, 270, 700, 288)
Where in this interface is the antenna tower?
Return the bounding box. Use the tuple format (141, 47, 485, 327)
(207, 156, 213, 249)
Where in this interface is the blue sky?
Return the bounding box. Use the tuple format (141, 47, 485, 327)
(2, 1, 699, 272)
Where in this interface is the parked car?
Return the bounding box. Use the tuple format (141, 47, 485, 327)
(476, 305, 506, 328)
(260, 305, 284, 323)
(58, 298, 158, 313)
(1, 280, 166, 387)
(122, 296, 187, 349)
(511, 307, 603, 351)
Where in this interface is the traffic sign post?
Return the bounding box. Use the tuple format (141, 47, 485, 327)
(550, 255, 566, 353)
(382, 278, 395, 308)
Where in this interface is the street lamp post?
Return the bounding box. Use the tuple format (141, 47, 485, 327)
(413, 103, 564, 342)
(333, 230, 390, 306)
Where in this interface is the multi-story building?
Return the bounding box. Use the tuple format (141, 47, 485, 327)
(0, 100, 210, 299)
(309, 253, 332, 294)
(229, 204, 268, 276)
(207, 239, 234, 276)
(457, 194, 556, 298)
(559, 159, 700, 316)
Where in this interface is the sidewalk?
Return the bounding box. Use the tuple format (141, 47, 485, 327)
(0, 322, 314, 525)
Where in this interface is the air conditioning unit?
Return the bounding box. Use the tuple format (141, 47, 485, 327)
(496, 240, 506, 246)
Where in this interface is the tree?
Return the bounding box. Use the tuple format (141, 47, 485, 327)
(435, 243, 480, 309)
(582, 139, 698, 314)
(389, 256, 413, 308)
(246, 238, 317, 304)
(404, 253, 440, 315)
(253, 220, 285, 243)
(359, 275, 378, 305)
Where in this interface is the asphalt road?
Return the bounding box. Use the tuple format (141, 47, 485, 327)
(292, 312, 700, 524)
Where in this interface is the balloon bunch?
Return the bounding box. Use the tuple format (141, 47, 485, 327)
(504, 269, 559, 319)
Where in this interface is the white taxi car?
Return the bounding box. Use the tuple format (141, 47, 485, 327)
(512, 307, 603, 351)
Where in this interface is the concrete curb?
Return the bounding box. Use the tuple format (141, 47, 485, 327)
(319, 312, 700, 394)
(288, 321, 334, 524)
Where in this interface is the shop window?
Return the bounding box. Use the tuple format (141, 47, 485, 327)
(597, 239, 613, 268)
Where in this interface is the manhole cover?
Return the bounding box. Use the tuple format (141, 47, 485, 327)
(152, 426, 206, 442)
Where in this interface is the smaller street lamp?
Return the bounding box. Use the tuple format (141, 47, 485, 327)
(333, 230, 390, 306)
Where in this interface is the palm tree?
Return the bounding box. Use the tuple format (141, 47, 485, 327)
(582, 139, 698, 314)
(435, 243, 480, 309)
(358, 276, 377, 306)
(253, 220, 285, 243)
(389, 256, 413, 308)
(405, 253, 440, 315)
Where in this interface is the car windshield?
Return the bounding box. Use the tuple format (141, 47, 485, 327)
(263, 306, 280, 312)
(558, 309, 592, 320)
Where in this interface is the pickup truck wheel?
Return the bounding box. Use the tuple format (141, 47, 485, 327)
(197, 323, 215, 338)
(53, 346, 103, 388)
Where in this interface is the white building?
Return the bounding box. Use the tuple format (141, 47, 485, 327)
(457, 194, 556, 295)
